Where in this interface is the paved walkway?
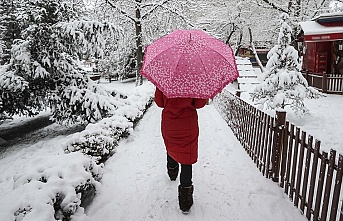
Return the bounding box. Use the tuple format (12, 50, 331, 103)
(86, 103, 306, 221)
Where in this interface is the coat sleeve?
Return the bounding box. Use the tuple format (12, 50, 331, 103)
(154, 87, 164, 108)
(193, 98, 207, 109)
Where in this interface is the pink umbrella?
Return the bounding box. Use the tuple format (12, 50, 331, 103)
(141, 29, 239, 99)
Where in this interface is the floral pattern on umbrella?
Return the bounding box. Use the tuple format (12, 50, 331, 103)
(141, 29, 239, 99)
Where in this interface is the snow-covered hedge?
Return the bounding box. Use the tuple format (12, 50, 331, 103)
(0, 152, 103, 221)
(64, 115, 133, 163)
(63, 82, 155, 164)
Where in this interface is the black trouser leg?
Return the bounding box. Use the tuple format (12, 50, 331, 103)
(180, 164, 192, 187)
(167, 154, 192, 187)
(167, 154, 178, 169)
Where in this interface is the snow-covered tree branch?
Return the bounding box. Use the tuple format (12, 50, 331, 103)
(0, 0, 123, 124)
(102, 0, 202, 86)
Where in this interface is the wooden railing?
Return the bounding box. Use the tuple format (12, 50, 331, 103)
(214, 89, 343, 221)
(303, 72, 343, 94)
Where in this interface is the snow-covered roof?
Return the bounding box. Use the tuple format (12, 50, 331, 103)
(312, 11, 343, 22)
(299, 20, 343, 42)
(299, 21, 343, 35)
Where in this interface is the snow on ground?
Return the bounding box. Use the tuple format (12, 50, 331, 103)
(286, 93, 343, 154)
(85, 103, 306, 221)
(0, 111, 51, 132)
(0, 133, 66, 197)
(0, 75, 342, 220)
(0, 79, 155, 221)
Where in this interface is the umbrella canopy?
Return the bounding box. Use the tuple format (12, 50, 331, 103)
(141, 29, 239, 99)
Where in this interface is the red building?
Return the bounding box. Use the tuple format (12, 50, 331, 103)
(299, 12, 343, 94)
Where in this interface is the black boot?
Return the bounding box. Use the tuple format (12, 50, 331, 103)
(178, 185, 193, 213)
(167, 165, 179, 181)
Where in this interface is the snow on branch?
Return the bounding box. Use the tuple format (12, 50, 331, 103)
(55, 20, 122, 59)
(158, 4, 195, 27)
(105, 0, 136, 23)
(0, 66, 38, 117)
(141, 0, 172, 19)
(0, 68, 28, 92)
(259, 0, 288, 13)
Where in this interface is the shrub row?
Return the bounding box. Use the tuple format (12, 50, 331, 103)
(4, 82, 155, 221)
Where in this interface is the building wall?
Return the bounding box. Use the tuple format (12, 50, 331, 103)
(303, 42, 331, 74)
(303, 42, 316, 73)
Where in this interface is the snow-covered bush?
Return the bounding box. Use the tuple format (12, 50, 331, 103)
(63, 81, 155, 163)
(250, 13, 321, 115)
(0, 152, 103, 221)
(115, 83, 155, 125)
(64, 115, 133, 163)
(50, 80, 126, 125)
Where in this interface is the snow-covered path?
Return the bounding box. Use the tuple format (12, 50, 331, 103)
(86, 103, 306, 221)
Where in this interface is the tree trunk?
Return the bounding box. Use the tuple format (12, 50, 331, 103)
(135, 0, 143, 86)
(225, 30, 235, 45)
(248, 27, 265, 72)
(225, 24, 236, 45)
(290, 0, 302, 50)
(234, 30, 243, 56)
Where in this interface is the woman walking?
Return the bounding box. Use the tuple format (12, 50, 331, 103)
(154, 87, 207, 213)
(140, 29, 238, 213)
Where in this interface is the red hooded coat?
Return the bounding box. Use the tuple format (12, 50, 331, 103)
(154, 88, 207, 164)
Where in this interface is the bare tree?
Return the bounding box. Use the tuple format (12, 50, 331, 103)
(99, 0, 202, 86)
(251, 0, 333, 40)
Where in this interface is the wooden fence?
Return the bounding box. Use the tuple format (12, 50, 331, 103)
(214, 89, 343, 221)
(304, 72, 343, 94)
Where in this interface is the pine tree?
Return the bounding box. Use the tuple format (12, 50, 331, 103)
(250, 13, 321, 115)
(0, 0, 122, 124)
(0, 0, 21, 65)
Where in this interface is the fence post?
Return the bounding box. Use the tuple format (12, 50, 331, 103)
(235, 90, 242, 97)
(302, 70, 308, 82)
(323, 71, 328, 93)
(272, 110, 287, 182)
(305, 71, 308, 82)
